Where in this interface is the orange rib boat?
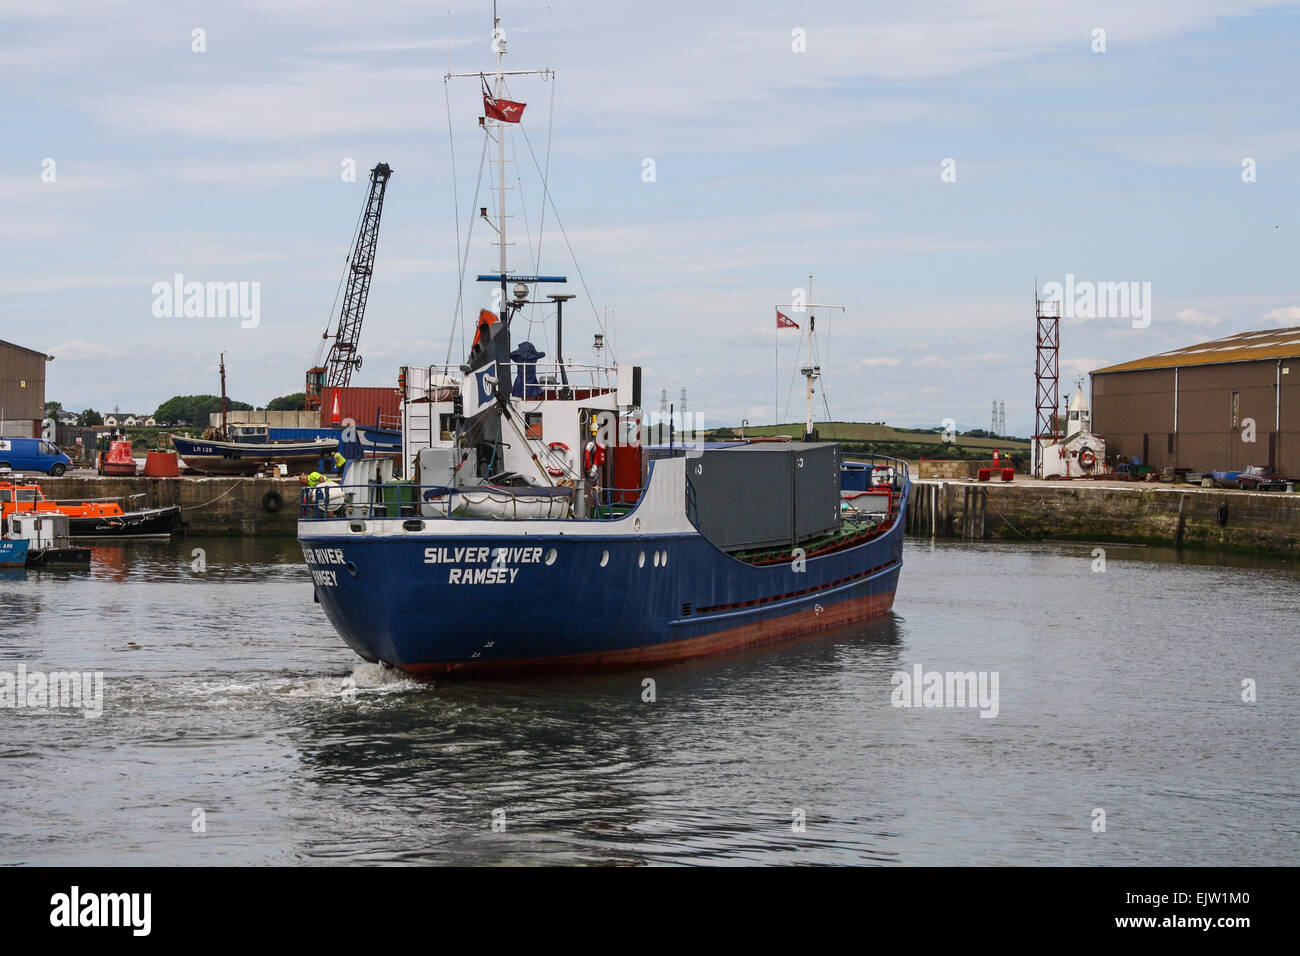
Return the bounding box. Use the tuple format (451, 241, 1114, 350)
(0, 478, 180, 536)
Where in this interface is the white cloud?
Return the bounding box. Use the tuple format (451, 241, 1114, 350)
(4, 0, 1298, 418)
(1062, 357, 1110, 376)
(1172, 308, 1221, 327)
(46, 340, 125, 361)
(362, 338, 442, 360)
(1260, 306, 1300, 325)
(959, 352, 1011, 366)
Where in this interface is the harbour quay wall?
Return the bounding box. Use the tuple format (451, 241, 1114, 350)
(917, 459, 1019, 479)
(32, 474, 1300, 554)
(40, 476, 303, 536)
(905, 480, 1300, 557)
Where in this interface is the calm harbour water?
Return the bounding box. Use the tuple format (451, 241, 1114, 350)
(0, 535, 1296, 866)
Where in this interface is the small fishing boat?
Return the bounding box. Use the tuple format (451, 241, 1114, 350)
(7, 512, 91, 566)
(171, 427, 339, 476)
(1, 477, 181, 537)
(171, 354, 339, 476)
(354, 424, 402, 456)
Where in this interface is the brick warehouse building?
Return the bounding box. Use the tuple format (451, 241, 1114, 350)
(0, 338, 53, 438)
(1091, 327, 1300, 477)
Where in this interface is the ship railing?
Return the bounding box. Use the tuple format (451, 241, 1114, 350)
(300, 481, 637, 522)
(841, 453, 910, 522)
(401, 362, 620, 401)
(297, 462, 913, 524)
(16, 495, 128, 505)
(299, 482, 447, 521)
(594, 486, 646, 519)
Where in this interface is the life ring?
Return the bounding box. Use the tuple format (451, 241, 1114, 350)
(546, 441, 570, 477)
(262, 490, 283, 513)
(1078, 448, 1096, 469)
(583, 440, 606, 481)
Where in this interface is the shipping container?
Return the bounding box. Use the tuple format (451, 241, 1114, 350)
(320, 386, 402, 429)
(684, 442, 841, 551)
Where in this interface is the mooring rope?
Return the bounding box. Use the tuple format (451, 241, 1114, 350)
(184, 478, 251, 512)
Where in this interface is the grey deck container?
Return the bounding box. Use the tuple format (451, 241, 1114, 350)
(683, 442, 841, 551)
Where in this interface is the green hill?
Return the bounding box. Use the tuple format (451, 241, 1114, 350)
(705, 422, 1030, 461)
(716, 422, 1029, 450)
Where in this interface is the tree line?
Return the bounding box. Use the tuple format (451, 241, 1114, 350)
(44, 393, 308, 427)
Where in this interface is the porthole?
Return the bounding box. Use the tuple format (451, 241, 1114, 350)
(660, 550, 668, 567)
(599, 550, 609, 567)
(544, 548, 558, 566)
(634, 517, 641, 533)
(653, 551, 661, 567)
(638, 551, 646, 568)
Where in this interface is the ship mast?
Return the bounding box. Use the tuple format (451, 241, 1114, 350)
(493, 3, 507, 302)
(447, 3, 556, 409)
(218, 351, 228, 438)
(776, 274, 844, 441)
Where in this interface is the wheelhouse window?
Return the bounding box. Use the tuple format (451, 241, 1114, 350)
(525, 412, 543, 439)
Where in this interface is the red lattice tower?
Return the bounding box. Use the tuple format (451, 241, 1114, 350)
(1034, 295, 1061, 476)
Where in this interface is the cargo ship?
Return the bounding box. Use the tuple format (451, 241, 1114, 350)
(297, 9, 908, 675)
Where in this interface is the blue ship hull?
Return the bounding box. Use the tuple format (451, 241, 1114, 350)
(269, 425, 401, 459)
(0, 539, 29, 568)
(299, 458, 908, 676)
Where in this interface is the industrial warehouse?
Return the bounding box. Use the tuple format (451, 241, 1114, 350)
(1091, 327, 1300, 478)
(0, 338, 52, 438)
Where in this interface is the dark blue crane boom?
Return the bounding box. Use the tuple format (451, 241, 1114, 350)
(306, 162, 393, 411)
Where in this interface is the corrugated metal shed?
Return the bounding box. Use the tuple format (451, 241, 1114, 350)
(1093, 326, 1300, 374)
(0, 338, 52, 422)
(1091, 326, 1300, 476)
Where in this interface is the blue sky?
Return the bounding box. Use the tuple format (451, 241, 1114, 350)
(3, 0, 1298, 434)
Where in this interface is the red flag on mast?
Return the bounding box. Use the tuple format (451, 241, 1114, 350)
(484, 95, 526, 123)
(776, 310, 799, 329)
